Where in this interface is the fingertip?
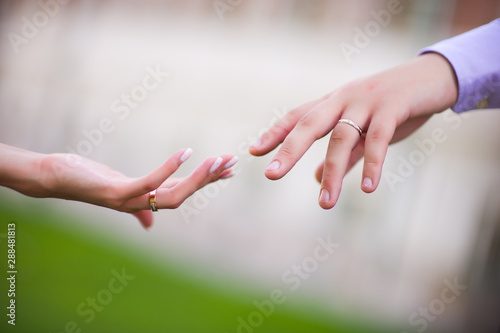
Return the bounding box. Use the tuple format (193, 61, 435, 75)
(180, 148, 193, 163)
(265, 161, 288, 181)
(249, 137, 280, 157)
(265, 160, 280, 171)
(361, 177, 373, 193)
(249, 138, 262, 150)
(249, 146, 268, 157)
(318, 188, 335, 209)
(134, 211, 153, 230)
(219, 169, 236, 179)
(223, 156, 239, 170)
(361, 176, 379, 193)
(209, 157, 223, 174)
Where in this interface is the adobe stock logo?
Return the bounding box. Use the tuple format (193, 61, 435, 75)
(227, 235, 340, 333)
(64, 65, 170, 158)
(49, 268, 135, 333)
(7, 0, 70, 54)
(339, 0, 411, 64)
(401, 277, 467, 333)
(213, 0, 243, 21)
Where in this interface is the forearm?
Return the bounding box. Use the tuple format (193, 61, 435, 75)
(0, 143, 50, 198)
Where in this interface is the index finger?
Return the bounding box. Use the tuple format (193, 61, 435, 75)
(117, 148, 193, 199)
(249, 96, 328, 157)
(264, 101, 342, 180)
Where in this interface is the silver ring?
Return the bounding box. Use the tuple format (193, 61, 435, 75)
(337, 119, 362, 136)
(149, 190, 158, 212)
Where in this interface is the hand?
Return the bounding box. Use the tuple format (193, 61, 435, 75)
(39, 149, 238, 229)
(249, 53, 458, 209)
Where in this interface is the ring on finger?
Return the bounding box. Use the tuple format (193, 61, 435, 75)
(149, 190, 158, 212)
(337, 119, 363, 136)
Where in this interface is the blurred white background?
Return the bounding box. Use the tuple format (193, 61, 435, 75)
(1, 0, 500, 332)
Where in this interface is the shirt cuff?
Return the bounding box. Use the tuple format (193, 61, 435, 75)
(419, 19, 500, 113)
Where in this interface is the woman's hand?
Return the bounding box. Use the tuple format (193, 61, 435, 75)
(249, 53, 458, 209)
(40, 149, 238, 229)
(0, 143, 237, 229)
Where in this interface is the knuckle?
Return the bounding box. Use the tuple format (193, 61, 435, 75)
(364, 160, 382, 170)
(287, 106, 307, 120)
(320, 172, 341, 190)
(296, 112, 316, 129)
(278, 145, 295, 161)
(104, 193, 125, 209)
(168, 197, 184, 209)
(269, 121, 290, 138)
(164, 189, 184, 209)
(329, 130, 348, 145)
(107, 185, 124, 200)
(367, 128, 390, 143)
(141, 178, 158, 193)
(170, 201, 183, 209)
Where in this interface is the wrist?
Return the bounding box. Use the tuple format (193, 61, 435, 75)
(38, 153, 69, 198)
(409, 53, 459, 117)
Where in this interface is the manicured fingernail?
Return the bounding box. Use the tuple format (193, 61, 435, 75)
(266, 160, 280, 171)
(223, 156, 239, 170)
(250, 138, 262, 149)
(319, 189, 330, 203)
(209, 157, 223, 174)
(220, 170, 235, 179)
(362, 177, 373, 189)
(180, 148, 193, 163)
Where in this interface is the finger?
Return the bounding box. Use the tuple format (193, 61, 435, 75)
(132, 210, 153, 230)
(156, 154, 236, 209)
(123, 154, 236, 211)
(160, 154, 237, 188)
(218, 168, 236, 180)
(314, 138, 366, 183)
(120, 148, 193, 199)
(319, 116, 364, 209)
(162, 159, 237, 189)
(249, 96, 327, 157)
(264, 101, 342, 180)
(361, 114, 396, 193)
(160, 177, 182, 188)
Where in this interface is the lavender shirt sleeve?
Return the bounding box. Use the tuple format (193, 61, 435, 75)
(419, 19, 500, 113)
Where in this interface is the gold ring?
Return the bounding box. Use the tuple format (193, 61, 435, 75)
(337, 119, 363, 136)
(149, 190, 158, 212)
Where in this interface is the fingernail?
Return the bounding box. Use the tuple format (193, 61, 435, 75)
(266, 160, 280, 171)
(223, 156, 239, 170)
(180, 148, 193, 163)
(220, 170, 235, 179)
(250, 138, 262, 149)
(209, 157, 223, 174)
(319, 189, 330, 203)
(362, 177, 373, 189)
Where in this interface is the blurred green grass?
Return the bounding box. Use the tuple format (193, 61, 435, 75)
(0, 195, 388, 333)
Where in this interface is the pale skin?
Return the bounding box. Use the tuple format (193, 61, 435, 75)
(0, 143, 238, 229)
(249, 53, 459, 209)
